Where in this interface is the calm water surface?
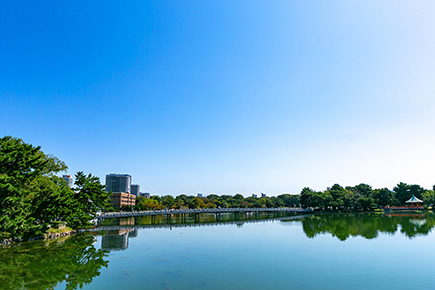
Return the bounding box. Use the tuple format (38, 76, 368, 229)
(2, 212, 435, 289)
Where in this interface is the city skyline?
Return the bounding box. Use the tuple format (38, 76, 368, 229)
(1, 1, 435, 195)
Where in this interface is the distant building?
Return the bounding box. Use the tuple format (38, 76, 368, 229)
(62, 175, 73, 188)
(105, 174, 135, 208)
(252, 194, 257, 198)
(106, 174, 132, 193)
(131, 184, 140, 196)
(261, 193, 266, 198)
(197, 193, 203, 198)
(139, 192, 151, 198)
(109, 192, 136, 208)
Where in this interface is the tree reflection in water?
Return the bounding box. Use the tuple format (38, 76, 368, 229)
(288, 213, 435, 241)
(0, 234, 109, 290)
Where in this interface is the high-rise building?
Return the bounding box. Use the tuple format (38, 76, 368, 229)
(62, 175, 73, 188)
(106, 174, 132, 193)
(105, 174, 135, 208)
(139, 192, 151, 198)
(131, 184, 140, 196)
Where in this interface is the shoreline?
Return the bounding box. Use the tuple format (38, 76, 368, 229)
(0, 229, 78, 247)
(2, 208, 432, 246)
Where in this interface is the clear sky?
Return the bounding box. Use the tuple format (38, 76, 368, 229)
(1, 1, 435, 196)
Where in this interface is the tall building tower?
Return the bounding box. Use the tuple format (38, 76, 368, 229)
(105, 174, 135, 209)
(131, 184, 140, 196)
(62, 175, 73, 188)
(105, 174, 132, 193)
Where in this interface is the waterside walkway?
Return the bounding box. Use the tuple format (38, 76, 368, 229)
(98, 207, 312, 219)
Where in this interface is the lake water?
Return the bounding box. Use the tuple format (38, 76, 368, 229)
(1, 212, 435, 289)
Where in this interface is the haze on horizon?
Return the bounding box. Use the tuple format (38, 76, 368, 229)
(1, 1, 435, 196)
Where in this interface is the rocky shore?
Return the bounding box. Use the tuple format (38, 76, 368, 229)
(0, 230, 77, 246)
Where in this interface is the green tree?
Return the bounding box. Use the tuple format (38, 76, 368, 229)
(300, 187, 318, 208)
(326, 184, 347, 209)
(356, 197, 376, 210)
(161, 195, 175, 208)
(422, 190, 435, 206)
(277, 194, 300, 207)
(67, 172, 111, 229)
(205, 202, 217, 208)
(0, 136, 67, 239)
(347, 183, 373, 198)
(135, 196, 164, 210)
(0, 137, 110, 239)
(189, 197, 206, 209)
(175, 194, 191, 207)
(372, 188, 395, 207)
(394, 182, 426, 205)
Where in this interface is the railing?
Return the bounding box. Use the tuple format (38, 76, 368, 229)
(385, 206, 425, 210)
(97, 207, 312, 219)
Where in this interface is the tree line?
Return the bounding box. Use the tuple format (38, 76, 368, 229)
(299, 183, 435, 210)
(0, 136, 111, 240)
(134, 194, 300, 211)
(134, 182, 435, 211)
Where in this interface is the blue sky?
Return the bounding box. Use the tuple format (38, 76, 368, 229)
(1, 1, 435, 195)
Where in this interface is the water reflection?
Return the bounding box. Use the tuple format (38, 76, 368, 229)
(3, 212, 434, 289)
(99, 211, 293, 228)
(101, 229, 138, 251)
(95, 212, 299, 251)
(285, 212, 435, 240)
(0, 234, 109, 290)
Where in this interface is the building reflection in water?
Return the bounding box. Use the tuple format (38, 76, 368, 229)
(101, 228, 138, 251)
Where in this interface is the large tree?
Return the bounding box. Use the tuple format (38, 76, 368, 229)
(372, 188, 395, 207)
(0, 136, 110, 240)
(67, 172, 112, 228)
(393, 182, 426, 205)
(0, 136, 67, 239)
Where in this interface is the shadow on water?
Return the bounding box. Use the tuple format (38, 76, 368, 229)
(281, 212, 435, 241)
(0, 234, 109, 290)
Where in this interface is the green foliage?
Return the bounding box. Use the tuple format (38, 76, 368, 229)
(0, 136, 68, 239)
(298, 182, 434, 210)
(422, 190, 435, 206)
(393, 182, 425, 205)
(0, 136, 111, 240)
(277, 194, 300, 207)
(356, 197, 376, 210)
(161, 195, 175, 208)
(132, 192, 301, 211)
(65, 172, 112, 228)
(298, 213, 435, 240)
(189, 197, 206, 209)
(135, 196, 165, 210)
(372, 188, 396, 207)
(0, 234, 109, 289)
(205, 202, 217, 208)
